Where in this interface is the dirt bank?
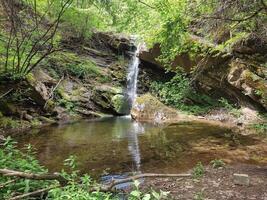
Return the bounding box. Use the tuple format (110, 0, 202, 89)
(141, 164, 267, 200)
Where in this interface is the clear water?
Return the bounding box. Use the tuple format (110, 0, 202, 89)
(16, 117, 266, 177)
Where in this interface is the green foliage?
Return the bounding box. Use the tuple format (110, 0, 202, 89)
(57, 98, 76, 112)
(219, 98, 242, 118)
(0, 116, 19, 129)
(194, 191, 205, 200)
(66, 60, 100, 79)
(30, 118, 42, 127)
(251, 123, 267, 136)
(192, 162, 205, 179)
(151, 74, 217, 114)
(215, 32, 249, 53)
(0, 137, 52, 199)
(210, 159, 225, 169)
(128, 180, 169, 200)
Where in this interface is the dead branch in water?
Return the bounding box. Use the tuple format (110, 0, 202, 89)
(105, 173, 191, 190)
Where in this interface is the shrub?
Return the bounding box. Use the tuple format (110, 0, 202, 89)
(0, 137, 52, 199)
(151, 74, 217, 114)
(192, 162, 205, 179)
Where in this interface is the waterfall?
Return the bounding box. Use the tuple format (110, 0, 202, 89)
(126, 44, 141, 111)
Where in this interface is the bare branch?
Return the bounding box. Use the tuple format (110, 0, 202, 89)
(0, 89, 14, 99)
(203, 6, 265, 22)
(9, 186, 58, 200)
(137, 0, 156, 9)
(0, 169, 67, 185)
(106, 173, 191, 190)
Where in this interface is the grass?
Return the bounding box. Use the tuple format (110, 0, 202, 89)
(251, 123, 267, 136)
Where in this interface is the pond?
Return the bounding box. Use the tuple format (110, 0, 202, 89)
(17, 117, 264, 178)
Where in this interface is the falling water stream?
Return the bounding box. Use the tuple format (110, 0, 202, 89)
(126, 43, 141, 110)
(124, 43, 142, 174)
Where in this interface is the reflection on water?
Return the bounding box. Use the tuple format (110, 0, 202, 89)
(17, 117, 264, 177)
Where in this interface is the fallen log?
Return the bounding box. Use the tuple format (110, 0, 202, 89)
(0, 169, 67, 186)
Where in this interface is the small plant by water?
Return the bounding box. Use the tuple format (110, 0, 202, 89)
(219, 98, 242, 118)
(193, 162, 205, 179)
(210, 159, 225, 169)
(129, 180, 169, 200)
(194, 191, 205, 200)
(251, 123, 267, 136)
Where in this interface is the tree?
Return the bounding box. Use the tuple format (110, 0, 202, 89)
(0, 0, 73, 80)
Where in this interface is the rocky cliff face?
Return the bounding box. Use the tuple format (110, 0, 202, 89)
(0, 32, 136, 132)
(138, 34, 267, 112)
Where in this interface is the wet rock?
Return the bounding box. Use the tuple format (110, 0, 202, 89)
(92, 32, 136, 56)
(111, 94, 129, 115)
(39, 116, 56, 124)
(54, 106, 70, 122)
(91, 85, 129, 115)
(233, 174, 250, 186)
(75, 109, 108, 118)
(24, 114, 33, 121)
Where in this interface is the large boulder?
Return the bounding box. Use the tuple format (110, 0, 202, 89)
(131, 93, 192, 122)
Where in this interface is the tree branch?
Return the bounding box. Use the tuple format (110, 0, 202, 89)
(203, 7, 265, 22)
(9, 186, 58, 200)
(137, 0, 156, 9)
(0, 89, 14, 99)
(0, 169, 67, 185)
(0, 179, 17, 189)
(105, 173, 191, 191)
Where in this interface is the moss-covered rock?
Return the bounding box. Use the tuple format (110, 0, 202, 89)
(111, 94, 129, 115)
(90, 85, 130, 115)
(131, 93, 192, 122)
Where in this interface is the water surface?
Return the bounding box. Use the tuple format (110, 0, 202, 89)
(17, 117, 263, 176)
